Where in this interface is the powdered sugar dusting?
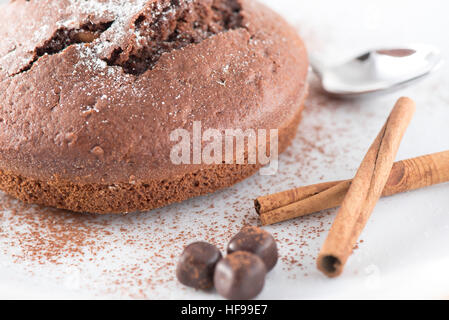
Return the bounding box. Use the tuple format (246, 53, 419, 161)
(0, 0, 148, 75)
(1, 0, 242, 76)
(69, 0, 149, 55)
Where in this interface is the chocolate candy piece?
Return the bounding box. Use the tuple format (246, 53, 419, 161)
(214, 251, 266, 300)
(176, 242, 222, 290)
(227, 226, 278, 271)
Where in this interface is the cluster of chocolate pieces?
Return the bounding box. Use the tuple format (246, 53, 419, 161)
(176, 226, 278, 300)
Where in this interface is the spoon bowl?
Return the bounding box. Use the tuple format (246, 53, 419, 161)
(311, 44, 443, 98)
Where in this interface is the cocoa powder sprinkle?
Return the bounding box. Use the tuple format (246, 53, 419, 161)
(0, 79, 366, 298)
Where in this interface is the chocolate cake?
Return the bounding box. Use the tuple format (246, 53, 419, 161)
(0, 0, 309, 214)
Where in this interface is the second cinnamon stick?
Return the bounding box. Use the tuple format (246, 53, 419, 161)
(257, 150, 449, 226)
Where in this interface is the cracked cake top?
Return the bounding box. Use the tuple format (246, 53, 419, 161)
(1, 0, 244, 76)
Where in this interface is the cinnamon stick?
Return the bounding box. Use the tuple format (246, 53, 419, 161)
(257, 150, 449, 225)
(317, 97, 416, 277)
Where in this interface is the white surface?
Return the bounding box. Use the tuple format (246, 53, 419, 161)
(0, 0, 449, 300)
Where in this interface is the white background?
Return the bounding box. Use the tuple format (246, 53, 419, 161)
(0, 0, 449, 299)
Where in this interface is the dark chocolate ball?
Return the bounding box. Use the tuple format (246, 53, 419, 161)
(227, 226, 278, 271)
(176, 242, 222, 290)
(214, 251, 266, 300)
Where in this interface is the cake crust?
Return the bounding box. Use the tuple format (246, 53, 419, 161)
(0, 0, 309, 213)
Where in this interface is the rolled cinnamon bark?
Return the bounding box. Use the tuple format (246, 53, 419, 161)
(317, 97, 416, 278)
(257, 150, 449, 225)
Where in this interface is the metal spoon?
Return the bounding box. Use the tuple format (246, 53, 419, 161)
(310, 44, 443, 98)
